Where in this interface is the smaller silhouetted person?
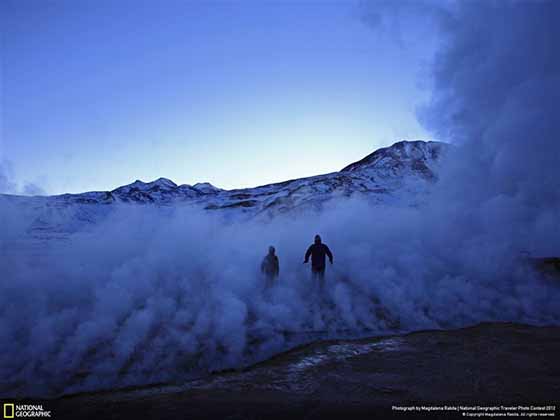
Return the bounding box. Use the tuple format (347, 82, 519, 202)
(304, 235, 333, 282)
(261, 246, 279, 286)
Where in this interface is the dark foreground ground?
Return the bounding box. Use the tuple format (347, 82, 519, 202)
(23, 323, 560, 419)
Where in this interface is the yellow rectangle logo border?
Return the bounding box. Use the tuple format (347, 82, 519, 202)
(3, 403, 15, 419)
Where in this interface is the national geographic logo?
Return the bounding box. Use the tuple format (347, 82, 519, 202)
(3, 404, 51, 418)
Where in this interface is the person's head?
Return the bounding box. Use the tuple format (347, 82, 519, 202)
(314, 234, 321, 244)
(268, 246, 275, 255)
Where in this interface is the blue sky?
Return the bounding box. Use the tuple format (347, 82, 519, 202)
(2, 0, 437, 194)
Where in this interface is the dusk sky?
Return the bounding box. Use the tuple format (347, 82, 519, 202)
(1, 0, 439, 195)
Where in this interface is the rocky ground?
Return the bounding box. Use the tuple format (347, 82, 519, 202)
(38, 322, 560, 419)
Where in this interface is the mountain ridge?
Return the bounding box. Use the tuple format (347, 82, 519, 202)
(1, 140, 449, 238)
(3, 140, 448, 201)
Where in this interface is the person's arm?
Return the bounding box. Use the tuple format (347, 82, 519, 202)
(325, 245, 333, 264)
(274, 256, 279, 275)
(304, 245, 312, 263)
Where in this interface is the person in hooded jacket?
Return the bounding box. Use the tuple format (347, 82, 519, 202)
(261, 246, 279, 286)
(303, 234, 333, 282)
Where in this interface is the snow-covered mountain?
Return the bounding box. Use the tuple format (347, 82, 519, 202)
(1, 140, 448, 239)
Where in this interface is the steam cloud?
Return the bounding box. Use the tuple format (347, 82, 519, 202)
(0, 161, 46, 196)
(0, 162, 17, 194)
(1, 0, 559, 398)
(419, 0, 560, 255)
(1, 199, 558, 397)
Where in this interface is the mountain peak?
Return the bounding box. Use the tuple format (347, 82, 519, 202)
(341, 140, 447, 173)
(193, 182, 222, 194)
(112, 177, 177, 194)
(151, 177, 177, 188)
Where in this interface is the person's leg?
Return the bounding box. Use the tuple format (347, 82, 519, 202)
(311, 268, 321, 294)
(312, 267, 325, 291)
(317, 268, 325, 290)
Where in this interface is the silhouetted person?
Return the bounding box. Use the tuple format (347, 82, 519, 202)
(304, 235, 333, 282)
(261, 246, 279, 286)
